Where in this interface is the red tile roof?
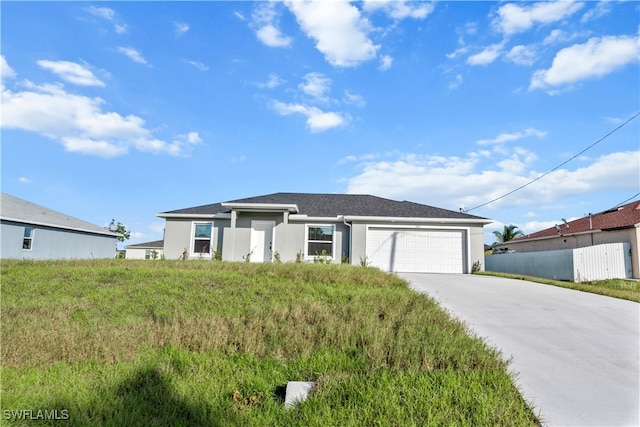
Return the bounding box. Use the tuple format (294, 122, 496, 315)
(515, 200, 640, 241)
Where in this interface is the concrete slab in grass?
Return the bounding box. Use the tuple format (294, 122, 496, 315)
(284, 381, 315, 410)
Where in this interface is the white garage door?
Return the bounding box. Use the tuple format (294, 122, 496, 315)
(366, 229, 464, 273)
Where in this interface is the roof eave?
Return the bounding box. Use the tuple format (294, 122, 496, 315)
(1, 216, 120, 238)
(157, 213, 219, 219)
(343, 215, 493, 224)
(221, 202, 299, 213)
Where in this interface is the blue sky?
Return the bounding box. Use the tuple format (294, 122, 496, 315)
(2, 1, 639, 247)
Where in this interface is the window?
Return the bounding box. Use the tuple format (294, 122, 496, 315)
(307, 225, 334, 257)
(145, 249, 151, 260)
(193, 223, 212, 254)
(22, 226, 34, 250)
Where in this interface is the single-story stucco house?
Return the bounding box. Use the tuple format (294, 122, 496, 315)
(125, 239, 165, 259)
(0, 193, 120, 259)
(156, 193, 492, 273)
(493, 199, 640, 279)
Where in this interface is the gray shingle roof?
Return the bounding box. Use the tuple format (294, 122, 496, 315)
(125, 239, 164, 249)
(162, 202, 227, 215)
(162, 193, 487, 220)
(0, 193, 120, 237)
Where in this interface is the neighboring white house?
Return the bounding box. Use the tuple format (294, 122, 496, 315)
(125, 240, 164, 260)
(0, 193, 120, 259)
(156, 193, 492, 274)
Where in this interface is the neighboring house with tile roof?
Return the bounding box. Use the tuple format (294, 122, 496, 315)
(156, 192, 492, 273)
(125, 239, 165, 260)
(0, 193, 119, 259)
(493, 200, 640, 279)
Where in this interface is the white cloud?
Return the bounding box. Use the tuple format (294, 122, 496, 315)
(256, 73, 285, 89)
(270, 100, 349, 132)
(257, 25, 292, 48)
(2, 80, 198, 158)
(18, 177, 31, 184)
(530, 35, 640, 92)
(251, 2, 292, 48)
(117, 47, 148, 65)
(343, 90, 366, 107)
(285, 0, 379, 67)
(61, 136, 128, 157)
(448, 74, 463, 90)
(86, 6, 115, 21)
(467, 43, 504, 66)
(581, 1, 611, 23)
(446, 46, 468, 60)
(175, 22, 190, 36)
(362, 0, 435, 20)
(522, 219, 564, 234)
(114, 24, 128, 34)
(299, 72, 332, 101)
(86, 6, 127, 34)
(186, 60, 209, 71)
(504, 45, 537, 66)
(493, 1, 584, 36)
(1, 56, 16, 80)
(477, 128, 547, 146)
(379, 54, 393, 70)
(37, 60, 105, 87)
(344, 149, 640, 212)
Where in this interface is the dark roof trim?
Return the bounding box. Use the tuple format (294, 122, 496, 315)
(158, 193, 489, 221)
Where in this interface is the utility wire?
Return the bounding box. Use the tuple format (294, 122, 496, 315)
(467, 111, 640, 212)
(612, 192, 640, 209)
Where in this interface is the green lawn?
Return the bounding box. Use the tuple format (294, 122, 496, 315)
(1, 260, 540, 426)
(479, 271, 640, 303)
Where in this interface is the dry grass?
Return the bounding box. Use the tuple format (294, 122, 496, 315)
(1, 260, 539, 426)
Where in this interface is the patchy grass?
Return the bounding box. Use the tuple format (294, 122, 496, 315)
(2, 260, 540, 426)
(478, 271, 640, 303)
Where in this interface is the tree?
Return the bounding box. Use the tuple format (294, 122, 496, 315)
(493, 224, 524, 244)
(108, 219, 131, 242)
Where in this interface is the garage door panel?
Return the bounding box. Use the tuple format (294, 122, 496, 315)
(367, 228, 464, 273)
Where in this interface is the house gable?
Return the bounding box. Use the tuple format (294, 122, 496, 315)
(0, 193, 118, 259)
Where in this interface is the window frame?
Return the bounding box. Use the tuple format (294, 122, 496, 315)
(192, 222, 213, 257)
(22, 226, 34, 250)
(305, 224, 335, 260)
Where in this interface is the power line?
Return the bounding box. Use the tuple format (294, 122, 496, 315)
(467, 111, 640, 212)
(612, 192, 640, 209)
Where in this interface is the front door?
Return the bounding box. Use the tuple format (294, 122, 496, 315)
(250, 220, 275, 262)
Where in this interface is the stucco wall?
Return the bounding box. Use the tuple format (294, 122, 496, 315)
(163, 218, 227, 260)
(469, 226, 486, 271)
(163, 219, 193, 259)
(1, 221, 117, 259)
(221, 213, 349, 263)
(125, 247, 164, 260)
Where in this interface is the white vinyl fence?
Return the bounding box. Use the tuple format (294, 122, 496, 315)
(485, 243, 632, 282)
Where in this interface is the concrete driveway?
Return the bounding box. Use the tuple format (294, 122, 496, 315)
(401, 273, 639, 427)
